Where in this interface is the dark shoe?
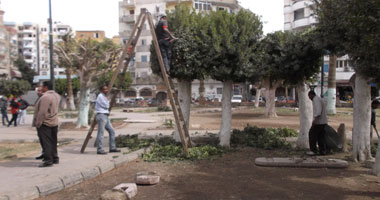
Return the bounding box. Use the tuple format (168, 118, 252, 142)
(109, 149, 121, 153)
(53, 160, 59, 164)
(97, 151, 107, 155)
(35, 155, 44, 160)
(39, 163, 53, 168)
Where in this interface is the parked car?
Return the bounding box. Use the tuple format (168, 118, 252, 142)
(231, 95, 242, 103)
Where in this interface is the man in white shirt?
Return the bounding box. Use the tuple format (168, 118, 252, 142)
(95, 85, 120, 155)
(307, 91, 328, 156)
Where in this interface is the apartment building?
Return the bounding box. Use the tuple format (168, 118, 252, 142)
(0, 7, 20, 80)
(119, 0, 240, 100)
(75, 30, 105, 41)
(283, 0, 354, 100)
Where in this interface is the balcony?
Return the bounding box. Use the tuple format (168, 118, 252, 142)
(293, 17, 310, 29)
(136, 46, 150, 52)
(120, 0, 135, 8)
(292, 0, 307, 10)
(120, 15, 135, 23)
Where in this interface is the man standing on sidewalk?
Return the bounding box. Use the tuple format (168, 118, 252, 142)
(307, 91, 328, 156)
(95, 85, 120, 155)
(34, 81, 60, 167)
(0, 96, 9, 126)
(33, 86, 45, 160)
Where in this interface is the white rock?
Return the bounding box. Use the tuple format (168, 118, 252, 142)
(113, 183, 137, 199)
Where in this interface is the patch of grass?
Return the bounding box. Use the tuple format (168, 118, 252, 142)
(163, 119, 175, 128)
(110, 118, 128, 123)
(157, 105, 171, 112)
(0, 143, 40, 161)
(134, 108, 159, 113)
(231, 125, 292, 150)
(115, 135, 154, 151)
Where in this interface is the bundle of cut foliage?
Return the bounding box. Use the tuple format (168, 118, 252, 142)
(115, 135, 154, 151)
(231, 125, 293, 150)
(142, 143, 226, 162)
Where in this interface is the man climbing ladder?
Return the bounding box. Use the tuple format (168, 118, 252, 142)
(155, 13, 177, 75)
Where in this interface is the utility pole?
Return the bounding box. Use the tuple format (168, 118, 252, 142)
(48, 0, 55, 90)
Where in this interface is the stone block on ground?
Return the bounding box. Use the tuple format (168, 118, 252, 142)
(113, 183, 137, 199)
(100, 190, 129, 200)
(60, 172, 84, 188)
(255, 157, 348, 168)
(37, 179, 65, 196)
(135, 171, 160, 185)
(81, 167, 101, 181)
(364, 160, 375, 169)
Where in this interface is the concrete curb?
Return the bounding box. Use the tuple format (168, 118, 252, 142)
(1, 147, 152, 200)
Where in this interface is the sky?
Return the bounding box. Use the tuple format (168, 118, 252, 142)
(1, 0, 284, 38)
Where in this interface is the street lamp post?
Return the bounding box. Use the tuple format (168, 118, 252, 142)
(48, 0, 55, 90)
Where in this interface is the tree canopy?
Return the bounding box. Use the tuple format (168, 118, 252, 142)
(15, 57, 36, 86)
(0, 79, 31, 97)
(55, 78, 80, 96)
(314, 0, 380, 82)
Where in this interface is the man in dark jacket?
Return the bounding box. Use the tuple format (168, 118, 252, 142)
(155, 13, 177, 75)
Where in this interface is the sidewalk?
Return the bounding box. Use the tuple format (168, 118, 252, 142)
(0, 110, 176, 200)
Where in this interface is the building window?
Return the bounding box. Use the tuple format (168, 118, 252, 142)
(131, 72, 135, 78)
(294, 8, 305, 21)
(218, 7, 225, 11)
(156, 6, 160, 13)
(141, 39, 146, 46)
(195, 1, 211, 11)
(141, 55, 148, 62)
(94, 33, 99, 38)
(130, 10, 135, 15)
(217, 88, 223, 94)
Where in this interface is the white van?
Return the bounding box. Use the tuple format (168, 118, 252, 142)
(231, 95, 242, 103)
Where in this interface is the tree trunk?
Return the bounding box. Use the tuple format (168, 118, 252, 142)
(66, 68, 76, 111)
(352, 74, 372, 162)
(264, 78, 281, 118)
(296, 82, 312, 149)
(327, 54, 337, 114)
(285, 86, 289, 102)
(76, 82, 90, 128)
(372, 138, 380, 175)
(199, 79, 205, 105)
(254, 87, 261, 108)
(219, 80, 233, 147)
(173, 79, 191, 142)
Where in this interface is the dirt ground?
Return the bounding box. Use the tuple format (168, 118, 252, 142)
(38, 107, 380, 200)
(39, 148, 380, 200)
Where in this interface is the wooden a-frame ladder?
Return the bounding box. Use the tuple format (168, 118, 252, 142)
(80, 8, 192, 156)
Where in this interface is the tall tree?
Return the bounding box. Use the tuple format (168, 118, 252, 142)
(14, 57, 36, 85)
(315, 0, 380, 167)
(281, 30, 324, 149)
(207, 10, 262, 146)
(72, 38, 121, 128)
(151, 5, 207, 142)
(253, 32, 286, 118)
(54, 33, 77, 110)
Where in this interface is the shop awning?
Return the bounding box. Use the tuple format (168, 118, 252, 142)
(0, 69, 9, 75)
(11, 69, 22, 78)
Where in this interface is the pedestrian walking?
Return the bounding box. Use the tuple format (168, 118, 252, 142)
(34, 81, 60, 167)
(307, 91, 329, 156)
(0, 96, 9, 125)
(17, 96, 29, 125)
(7, 97, 20, 127)
(95, 85, 120, 155)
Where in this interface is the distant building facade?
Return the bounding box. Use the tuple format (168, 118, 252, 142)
(75, 30, 105, 41)
(0, 6, 21, 80)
